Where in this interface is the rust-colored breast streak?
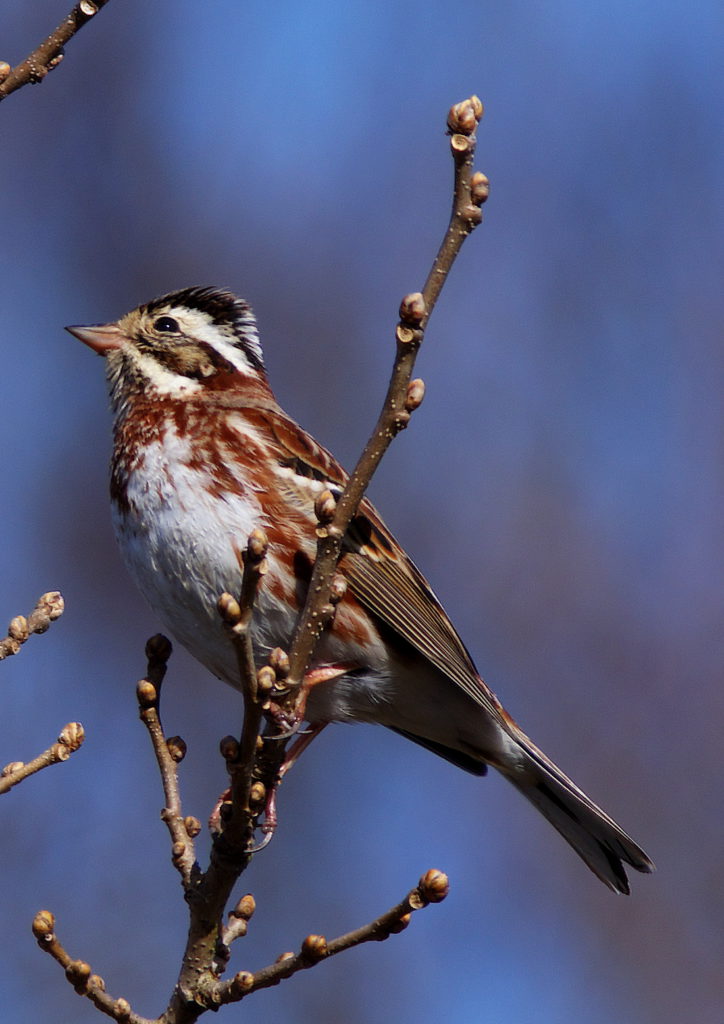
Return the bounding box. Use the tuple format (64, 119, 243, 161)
(110, 397, 169, 513)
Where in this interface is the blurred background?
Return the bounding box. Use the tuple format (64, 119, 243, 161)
(1, 2, 722, 1022)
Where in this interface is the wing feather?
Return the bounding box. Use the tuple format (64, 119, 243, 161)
(239, 405, 503, 719)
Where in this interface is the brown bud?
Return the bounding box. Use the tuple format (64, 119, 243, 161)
(66, 959, 92, 991)
(220, 735, 240, 761)
(399, 291, 426, 325)
(145, 633, 172, 661)
(447, 96, 483, 134)
(276, 951, 295, 963)
(79, 0, 99, 15)
(388, 912, 412, 934)
(89, 974, 106, 991)
(231, 971, 254, 995)
(184, 816, 201, 838)
(249, 781, 266, 807)
(246, 527, 269, 560)
(419, 868, 449, 903)
(8, 616, 28, 642)
(256, 665, 276, 696)
(40, 592, 65, 619)
(329, 574, 347, 605)
(0, 62, 11, 83)
(471, 171, 490, 205)
(232, 893, 257, 920)
(314, 489, 337, 524)
(166, 735, 187, 762)
(405, 378, 425, 412)
(113, 997, 131, 1022)
(32, 910, 55, 941)
(269, 647, 290, 679)
(171, 841, 186, 861)
(217, 592, 242, 625)
(301, 934, 328, 960)
(58, 722, 85, 752)
(136, 679, 157, 708)
(2, 761, 24, 776)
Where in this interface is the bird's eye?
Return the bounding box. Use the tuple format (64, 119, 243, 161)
(153, 315, 180, 333)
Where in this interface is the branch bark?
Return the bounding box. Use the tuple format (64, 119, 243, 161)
(0, 591, 64, 660)
(0, 722, 84, 795)
(283, 97, 487, 695)
(0, 1, 112, 103)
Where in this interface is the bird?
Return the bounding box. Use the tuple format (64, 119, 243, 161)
(67, 285, 653, 894)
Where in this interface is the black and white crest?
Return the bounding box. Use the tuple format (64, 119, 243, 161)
(142, 286, 265, 372)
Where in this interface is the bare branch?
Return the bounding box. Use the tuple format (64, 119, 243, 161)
(0, 1, 112, 103)
(283, 96, 486, 697)
(210, 870, 450, 1006)
(0, 722, 84, 795)
(136, 635, 200, 887)
(0, 593, 76, 792)
(33, 911, 160, 1024)
(0, 591, 64, 661)
(217, 528, 269, 821)
(31, 96, 484, 1023)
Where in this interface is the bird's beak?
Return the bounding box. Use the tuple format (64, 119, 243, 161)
(65, 322, 125, 355)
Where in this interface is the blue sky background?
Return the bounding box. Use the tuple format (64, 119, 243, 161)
(1, 2, 722, 1022)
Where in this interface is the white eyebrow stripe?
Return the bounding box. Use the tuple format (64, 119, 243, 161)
(154, 306, 262, 377)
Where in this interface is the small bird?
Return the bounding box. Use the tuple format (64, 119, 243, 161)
(68, 286, 653, 893)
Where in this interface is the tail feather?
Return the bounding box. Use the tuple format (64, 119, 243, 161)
(502, 732, 654, 894)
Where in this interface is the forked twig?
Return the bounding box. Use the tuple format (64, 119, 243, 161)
(209, 869, 449, 1006)
(32, 870, 449, 1022)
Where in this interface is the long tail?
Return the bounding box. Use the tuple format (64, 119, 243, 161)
(500, 727, 654, 894)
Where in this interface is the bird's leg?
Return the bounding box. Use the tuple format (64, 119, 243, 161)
(266, 662, 356, 739)
(253, 722, 329, 847)
(254, 662, 355, 845)
(212, 665, 350, 841)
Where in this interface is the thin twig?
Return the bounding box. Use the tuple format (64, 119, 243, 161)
(208, 870, 449, 1007)
(0, 591, 64, 660)
(0, 1, 112, 103)
(217, 528, 269, 821)
(137, 635, 199, 886)
(282, 97, 487, 703)
(0, 722, 84, 795)
(33, 910, 159, 1024)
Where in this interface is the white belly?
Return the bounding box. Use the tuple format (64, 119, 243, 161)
(113, 433, 289, 679)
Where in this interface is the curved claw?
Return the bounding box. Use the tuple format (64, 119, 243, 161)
(248, 827, 275, 854)
(266, 719, 313, 741)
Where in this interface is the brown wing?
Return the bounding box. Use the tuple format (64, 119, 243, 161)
(266, 409, 503, 720)
(269, 412, 349, 487)
(340, 511, 506, 719)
